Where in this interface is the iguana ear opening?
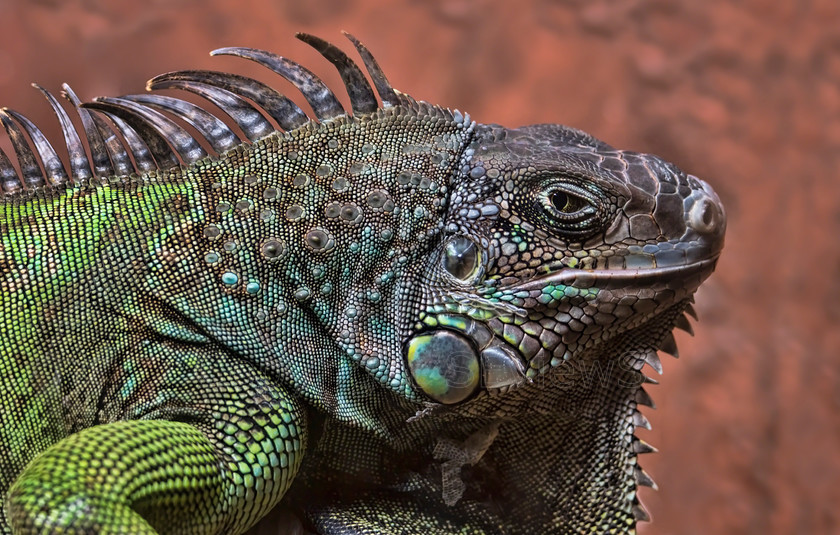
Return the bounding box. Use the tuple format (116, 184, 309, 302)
(442, 236, 481, 283)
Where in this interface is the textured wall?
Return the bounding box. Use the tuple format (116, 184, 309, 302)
(0, 1, 837, 534)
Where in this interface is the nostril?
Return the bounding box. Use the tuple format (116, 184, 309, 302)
(688, 197, 723, 235)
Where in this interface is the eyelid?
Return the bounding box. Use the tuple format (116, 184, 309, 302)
(532, 178, 607, 238)
(541, 184, 596, 218)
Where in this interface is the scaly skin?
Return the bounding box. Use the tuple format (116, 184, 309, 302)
(0, 34, 725, 534)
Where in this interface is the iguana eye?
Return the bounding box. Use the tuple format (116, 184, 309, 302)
(536, 182, 605, 237)
(549, 191, 587, 214)
(442, 236, 480, 281)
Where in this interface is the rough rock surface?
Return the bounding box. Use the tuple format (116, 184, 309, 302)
(0, 1, 836, 534)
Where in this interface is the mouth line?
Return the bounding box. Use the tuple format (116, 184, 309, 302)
(512, 256, 720, 292)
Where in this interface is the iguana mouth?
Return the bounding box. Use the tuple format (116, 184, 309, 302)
(513, 256, 720, 292)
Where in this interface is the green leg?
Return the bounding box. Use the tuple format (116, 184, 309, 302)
(6, 375, 305, 535)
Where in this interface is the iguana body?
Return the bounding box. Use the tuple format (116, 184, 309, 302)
(0, 33, 725, 534)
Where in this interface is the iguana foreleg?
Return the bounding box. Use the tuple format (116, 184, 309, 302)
(7, 360, 305, 535)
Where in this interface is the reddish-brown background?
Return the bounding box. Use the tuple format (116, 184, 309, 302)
(1, 1, 837, 534)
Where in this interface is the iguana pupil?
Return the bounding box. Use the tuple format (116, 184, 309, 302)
(550, 191, 575, 212)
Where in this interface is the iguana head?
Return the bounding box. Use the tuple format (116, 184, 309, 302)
(405, 122, 725, 404)
(386, 113, 726, 531)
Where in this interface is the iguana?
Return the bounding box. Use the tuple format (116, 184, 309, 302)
(0, 32, 725, 534)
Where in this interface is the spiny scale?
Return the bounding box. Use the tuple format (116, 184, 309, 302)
(674, 313, 694, 335)
(643, 349, 663, 374)
(632, 437, 658, 454)
(635, 386, 656, 408)
(0, 145, 19, 194)
(146, 77, 276, 142)
(122, 94, 242, 154)
(634, 466, 658, 490)
(685, 302, 698, 320)
(295, 33, 378, 115)
(148, 70, 310, 133)
(632, 410, 652, 430)
(0, 32, 398, 195)
(342, 31, 395, 104)
(209, 46, 346, 121)
(100, 113, 153, 175)
(11, 106, 71, 187)
(632, 503, 651, 522)
(658, 331, 680, 358)
(0, 108, 49, 190)
(61, 84, 115, 178)
(34, 83, 93, 182)
(85, 97, 194, 168)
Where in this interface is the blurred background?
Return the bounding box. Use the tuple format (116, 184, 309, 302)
(0, 1, 836, 533)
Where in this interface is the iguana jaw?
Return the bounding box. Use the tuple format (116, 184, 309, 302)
(407, 255, 719, 402)
(515, 255, 720, 292)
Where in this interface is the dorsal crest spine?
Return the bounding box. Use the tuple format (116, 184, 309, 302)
(0, 32, 402, 197)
